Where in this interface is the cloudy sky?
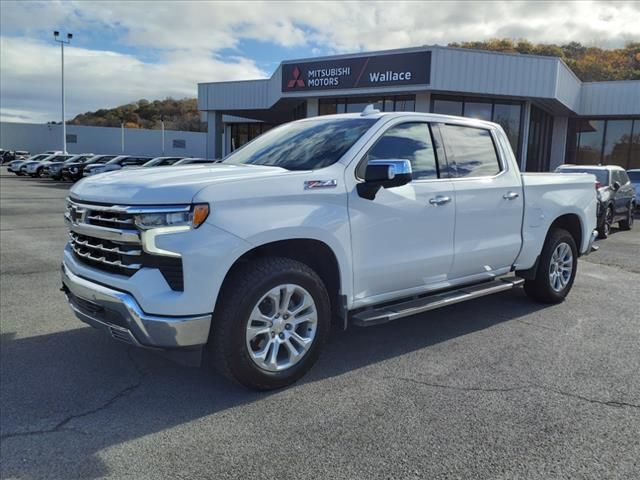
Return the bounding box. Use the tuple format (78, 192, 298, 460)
(1, 0, 638, 123)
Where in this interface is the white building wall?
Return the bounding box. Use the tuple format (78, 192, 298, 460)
(0, 122, 206, 158)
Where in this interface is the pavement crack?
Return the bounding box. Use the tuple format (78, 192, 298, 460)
(531, 384, 640, 410)
(391, 376, 640, 410)
(1, 348, 148, 440)
(391, 376, 527, 393)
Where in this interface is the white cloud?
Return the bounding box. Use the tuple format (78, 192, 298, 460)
(1, 0, 638, 123)
(0, 36, 266, 123)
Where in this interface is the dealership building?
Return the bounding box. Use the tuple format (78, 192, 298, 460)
(198, 45, 640, 171)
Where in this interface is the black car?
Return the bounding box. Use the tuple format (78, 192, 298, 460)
(62, 154, 116, 181)
(46, 154, 94, 180)
(555, 165, 636, 238)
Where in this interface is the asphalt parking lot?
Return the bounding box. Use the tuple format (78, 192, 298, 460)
(1, 170, 639, 479)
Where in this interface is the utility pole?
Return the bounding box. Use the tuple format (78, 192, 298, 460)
(53, 31, 73, 154)
(121, 120, 125, 153)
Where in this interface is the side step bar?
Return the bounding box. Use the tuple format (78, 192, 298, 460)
(352, 277, 525, 327)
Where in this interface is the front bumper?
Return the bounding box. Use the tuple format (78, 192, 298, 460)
(61, 261, 211, 348)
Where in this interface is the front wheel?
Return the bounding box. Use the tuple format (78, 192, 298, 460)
(209, 257, 331, 390)
(524, 228, 578, 304)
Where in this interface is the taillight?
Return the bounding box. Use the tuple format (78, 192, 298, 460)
(595, 181, 602, 190)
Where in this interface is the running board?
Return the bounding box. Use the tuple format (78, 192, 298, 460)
(352, 277, 525, 327)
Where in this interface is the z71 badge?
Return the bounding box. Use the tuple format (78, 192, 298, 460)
(304, 179, 338, 190)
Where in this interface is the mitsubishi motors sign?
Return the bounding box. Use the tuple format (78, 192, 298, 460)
(282, 51, 431, 92)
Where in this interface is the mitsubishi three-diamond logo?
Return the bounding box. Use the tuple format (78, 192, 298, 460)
(287, 66, 305, 88)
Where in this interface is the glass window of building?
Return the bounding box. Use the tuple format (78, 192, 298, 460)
(493, 103, 522, 155)
(575, 120, 605, 165)
(431, 96, 522, 164)
(631, 121, 640, 170)
(464, 102, 492, 121)
(319, 95, 416, 116)
(440, 125, 501, 178)
(603, 119, 633, 166)
(365, 122, 438, 180)
(432, 99, 463, 116)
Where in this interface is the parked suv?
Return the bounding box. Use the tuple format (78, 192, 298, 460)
(142, 157, 184, 167)
(46, 154, 94, 180)
(62, 111, 598, 390)
(62, 155, 117, 181)
(556, 165, 635, 237)
(84, 155, 152, 176)
(7, 154, 50, 174)
(25, 154, 74, 177)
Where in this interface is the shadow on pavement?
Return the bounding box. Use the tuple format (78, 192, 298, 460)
(1, 288, 550, 478)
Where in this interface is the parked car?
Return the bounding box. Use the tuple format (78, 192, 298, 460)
(7, 154, 49, 174)
(555, 165, 635, 237)
(14, 150, 30, 160)
(142, 156, 185, 167)
(25, 154, 74, 177)
(628, 169, 640, 209)
(62, 154, 117, 181)
(62, 110, 598, 390)
(173, 158, 218, 166)
(84, 155, 152, 176)
(45, 154, 94, 180)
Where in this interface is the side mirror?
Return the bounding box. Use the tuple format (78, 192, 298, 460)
(357, 159, 412, 200)
(613, 181, 621, 191)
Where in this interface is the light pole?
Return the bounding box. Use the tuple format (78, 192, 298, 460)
(121, 119, 125, 153)
(161, 114, 165, 155)
(53, 31, 73, 154)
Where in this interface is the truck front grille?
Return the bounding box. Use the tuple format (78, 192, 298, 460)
(65, 199, 184, 289)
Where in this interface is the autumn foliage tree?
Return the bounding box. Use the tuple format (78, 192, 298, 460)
(448, 39, 640, 81)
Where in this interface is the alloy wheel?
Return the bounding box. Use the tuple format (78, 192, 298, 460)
(548, 242, 573, 292)
(245, 284, 318, 372)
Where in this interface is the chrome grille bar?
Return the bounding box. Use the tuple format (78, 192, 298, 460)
(69, 233, 141, 256)
(71, 244, 141, 270)
(86, 214, 135, 225)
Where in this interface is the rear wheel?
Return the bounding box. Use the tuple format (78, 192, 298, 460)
(524, 228, 577, 304)
(619, 203, 634, 230)
(209, 257, 331, 390)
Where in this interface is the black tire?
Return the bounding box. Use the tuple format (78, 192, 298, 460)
(619, 203, 635, 230)
(523, 228, 578, 304)
(209, 257, 331, 390)
(598, 205, 613, 239)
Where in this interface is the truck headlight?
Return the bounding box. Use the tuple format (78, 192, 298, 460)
(134, 204, 209, 230)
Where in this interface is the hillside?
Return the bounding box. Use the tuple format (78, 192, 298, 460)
(68, 98, 205, 132)
(448, 39, 640, 81)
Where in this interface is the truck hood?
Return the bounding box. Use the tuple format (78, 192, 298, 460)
(70, 164, 289, 204)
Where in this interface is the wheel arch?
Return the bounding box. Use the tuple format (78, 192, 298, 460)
(548, 213, 583, 255)
(216, 238, 347, 329)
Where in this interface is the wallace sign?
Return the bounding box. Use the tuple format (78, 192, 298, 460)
(281, 51, 431, 92)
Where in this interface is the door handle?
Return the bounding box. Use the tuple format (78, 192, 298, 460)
(429, 195, 451, 206)
(503, 191, 519, 200)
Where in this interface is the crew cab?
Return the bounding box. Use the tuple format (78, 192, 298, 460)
(61, 110, 598, 390)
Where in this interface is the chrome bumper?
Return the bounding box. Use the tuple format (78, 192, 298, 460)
(61, 261, 211, 348)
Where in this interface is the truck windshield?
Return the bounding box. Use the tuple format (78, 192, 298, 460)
(557, 167, 609, 185)
(223, 118, 376, 171)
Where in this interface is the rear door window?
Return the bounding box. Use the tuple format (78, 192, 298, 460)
(440, 125, 501, 178)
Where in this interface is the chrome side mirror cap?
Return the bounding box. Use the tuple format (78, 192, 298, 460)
(358, 159, 412, 200)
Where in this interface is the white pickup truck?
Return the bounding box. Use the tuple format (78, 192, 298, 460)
(62, 110, 597, 390)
